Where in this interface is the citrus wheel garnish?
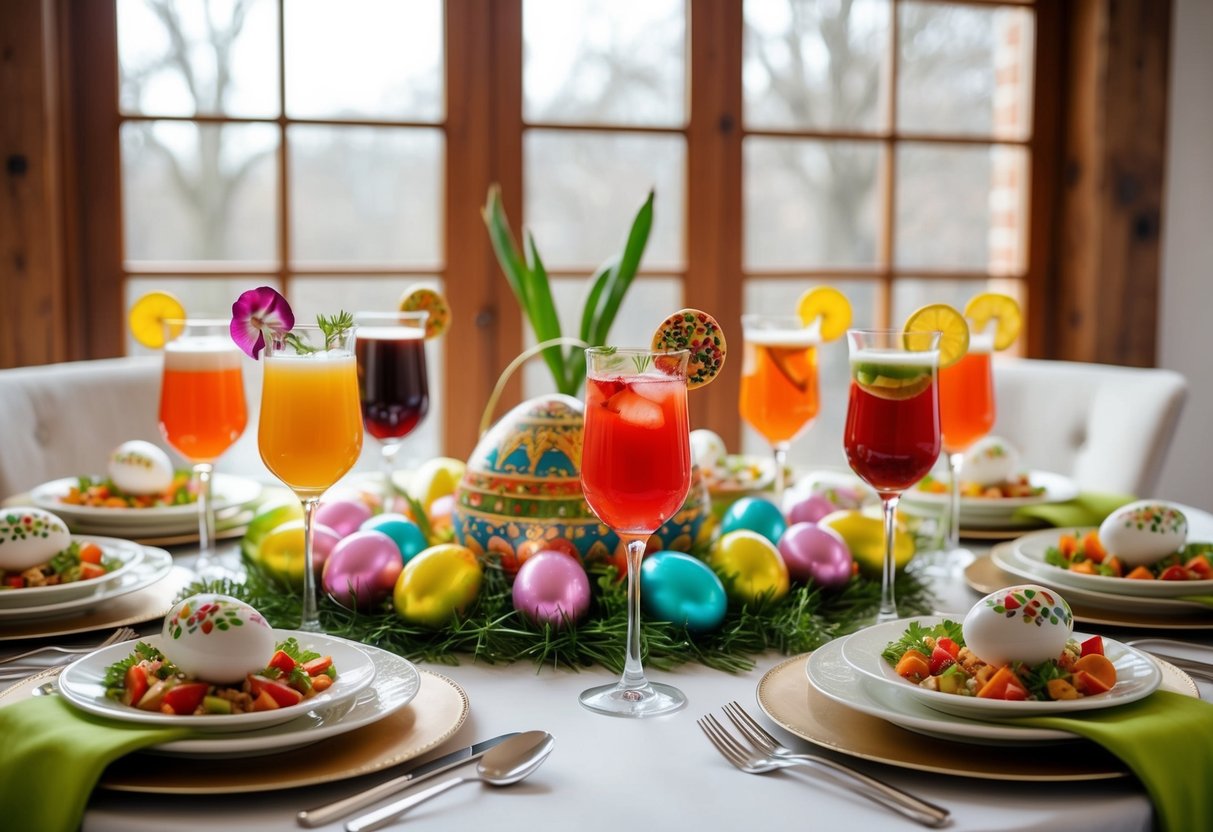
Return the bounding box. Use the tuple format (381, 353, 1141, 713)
(964, 293, 1022, 351)
(398, 285, 450, 340)
(796, 286, 852, 342)
(650, 308, 726, 389)
(128, 291, 186, 349)
(903, 303, 969, 368)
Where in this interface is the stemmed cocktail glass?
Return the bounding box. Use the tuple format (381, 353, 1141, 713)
(354, 311, 429, 510)
(579, 347, 691, 717)
(258, 325, 363, 632)
(159, 319, 248, 580)
(739, 314, 821, 504)
(843, 329, 941, 623)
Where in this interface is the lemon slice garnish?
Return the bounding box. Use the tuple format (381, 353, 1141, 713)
(796, 286, 852, 342)
(964, 293, 1022, 351)
(903, 303, 969, 368)
(128, 291, 186, 349)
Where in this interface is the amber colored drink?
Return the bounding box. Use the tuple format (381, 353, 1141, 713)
(581, 375, 691, 534)
(739, 332, 820, 444)
(159, 337, 247, 462)
(259, 352, 364, 498)
(844, 355, 941, 497)
(939, 340, 994, 454)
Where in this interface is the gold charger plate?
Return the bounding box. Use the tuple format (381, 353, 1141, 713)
(0, 565, 192, 642)
(967, 546, 1213, 631)
(759, 653, 1161, 781)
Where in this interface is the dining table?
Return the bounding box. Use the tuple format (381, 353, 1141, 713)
(4, 503, 1212, 832)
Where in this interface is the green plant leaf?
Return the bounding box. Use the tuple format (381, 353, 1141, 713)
(578, 258, 616, 344)
(522, 234, 572, 394)
(481, 186, 531, 309)
(589, 189, 654, 346)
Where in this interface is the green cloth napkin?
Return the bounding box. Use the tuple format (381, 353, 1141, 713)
(1013, 491, 1137, 528)
(1018, 690, 1213, 832)
(0, 695, 191, 831)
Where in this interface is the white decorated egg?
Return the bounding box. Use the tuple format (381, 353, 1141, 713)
(960, 436, 1019, 487)
(962, 585, 1073, 668)
(161, 594, 276, 684)
(690, 429, 728, 472)
(109, 440, 174, 495)
(0, 507, 72, 572)
(1098, 501, 1188, 568)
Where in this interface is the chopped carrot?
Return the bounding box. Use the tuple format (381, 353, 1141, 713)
(310, 674, 333, 693)
(78, 542, 103, 564)
(1081, 530, 1106, 563)
(1073, 653, 1117, 691)
(895, 650, 931, 682)
(1059, 534, 1079, 558)
(1069, 560, 1097, 575)
(1185, 554, 1213, 579)
(1102, 556, 1124, 577)
(977, 665, 1026, 699)
(1125, 565, 1154, 580)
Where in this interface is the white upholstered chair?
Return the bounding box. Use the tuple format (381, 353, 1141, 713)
(991, 357, 1187, 497)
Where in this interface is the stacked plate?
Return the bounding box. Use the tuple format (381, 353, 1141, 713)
(27, 474, 263, 543)
(900, 470, 1078, 532)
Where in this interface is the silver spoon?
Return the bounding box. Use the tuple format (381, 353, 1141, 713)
(345, 731, 555, 832)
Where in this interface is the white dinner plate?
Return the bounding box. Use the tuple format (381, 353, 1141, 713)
(58, 630, 376, 733)
(1014, 527, 1213, 599)
(0, 536, 144, 609)
(839, 617, 1162, 719)
(145, 644, 420, 757)
(807, 636, 1072, 743)
(904, 471, 1078, 514)
(991, 546, 1213, 615)
(29, 474, 262, 532)
(0, 547, 173, 623)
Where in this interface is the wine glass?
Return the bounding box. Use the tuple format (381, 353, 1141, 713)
(934, 328, 995, 573)
(353, 311, 430, 511)
(739, 314, 821, 504)
(159, 319, 248, 580)
(258, 325, 363, 632)
(579, 347, 691, 717)
(843, 329, 941, 623)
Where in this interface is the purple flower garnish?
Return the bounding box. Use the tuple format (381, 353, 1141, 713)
(231, 286, 295, 359)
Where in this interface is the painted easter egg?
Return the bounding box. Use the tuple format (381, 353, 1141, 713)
(315, 498, 373, 538)
(392, 544, 483, 627)
(361, 513, 428, 562)
(322, 530, 403, 610)
(777, 522, 853, 588)
(0, 507, 72, 572)
(161, 594, 276, 684)
(640, 550, 727, 633)
(709, 530, 790, 603)
(1097, 501, 1188, 568)
(511, 550, 591, 628)
(109, 440, 174, 495)
(720, 496, 788, 545)
(962, 585, 1073, 668)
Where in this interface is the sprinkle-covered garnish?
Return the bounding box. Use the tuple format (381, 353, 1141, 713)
(399, 285, 450, 339)
(650, 308, 726, 389)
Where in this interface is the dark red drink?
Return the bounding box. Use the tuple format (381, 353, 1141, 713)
(355, 330, 429, 441)
(843, 360, 940, 498)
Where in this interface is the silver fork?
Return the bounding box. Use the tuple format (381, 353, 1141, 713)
(698, 711, 950, 828)
(1123, 639, 1213, 682)
(0, 627, 140, 675)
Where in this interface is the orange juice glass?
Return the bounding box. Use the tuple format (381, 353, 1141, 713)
(259, 325, 363, 631)
(740, 314, 822, 501)
(159, 319, 248, 580)
(936, 329, 995, 557)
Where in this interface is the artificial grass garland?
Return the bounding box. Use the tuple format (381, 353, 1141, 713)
(205, 556, 935, 675)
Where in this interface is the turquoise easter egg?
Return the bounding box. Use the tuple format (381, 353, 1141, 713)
(720, 496, 787, 544)
(361, 513, 428, 563)
(639, 551, 728, 633)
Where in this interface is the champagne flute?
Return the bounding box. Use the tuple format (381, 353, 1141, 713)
(258, 325, 363, 632)
(353, 311, 429, 512)
(579, 347, 691, 717)
(843, 329, 941, 623)
(159, 319, 248, 580)
(739, 314, 821, 504)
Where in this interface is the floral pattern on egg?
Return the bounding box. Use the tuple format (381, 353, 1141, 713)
(985, 586, 1072, 628)
(166, 598, 263, 640)
(0, 510, 69, 544)
(1112, 504, 1186, 536)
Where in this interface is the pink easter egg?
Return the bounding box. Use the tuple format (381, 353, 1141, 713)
(316, 499, 373, 538)
(312, 523, 342, 569)
(322, 530, 402, 610)
(777, 522, 853, 589)
(786, 494, 837, 525)
(511, 550, 591, 628)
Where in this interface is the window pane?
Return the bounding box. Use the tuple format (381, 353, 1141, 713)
(122, 121, 278, 263)
(289, 126, 443, 266)
(524, 0, 686, 127)
(742, 279, 879, 470)
(744, 0, 890, 131)
(898, 2, 1035, 139)
(745, 138, 881, 269)
(895, 143, 1027, 272)
(118, 0, 279, 117)
(291, 277, 446, 474)
(524, 131, 685, 269)
(285, 0, 443, 121)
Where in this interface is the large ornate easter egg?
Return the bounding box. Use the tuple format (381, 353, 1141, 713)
(452, 395, 710, 574)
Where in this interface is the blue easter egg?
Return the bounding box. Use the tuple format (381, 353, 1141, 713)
(720, 496, 787, 544)
(639, 551, 728, 633)
(361, 513, 429, 563)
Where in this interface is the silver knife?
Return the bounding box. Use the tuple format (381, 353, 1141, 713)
(296, 733, 518, 828)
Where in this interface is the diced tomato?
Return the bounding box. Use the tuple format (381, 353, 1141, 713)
(1184, 554, 1213, 579)
(4, 576, 24, 588)
(1001, 678, 1029, 700)
(161, 682, 209, 715)
(301, 656, 332, 676)
(1159, 564, 1191, 581)
(1080, 635, 1104, 657)
(79, 563, 106, 580)
(929, 645, 956, 675)
(248, 674, 304, 707)
(267, 650, 297, 675)
(77, 542, 103, 564)
(122, 664, 149, 707)
(936, 637, 961, 659)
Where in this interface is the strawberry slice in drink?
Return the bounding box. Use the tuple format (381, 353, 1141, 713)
(604, 385, 665, 429)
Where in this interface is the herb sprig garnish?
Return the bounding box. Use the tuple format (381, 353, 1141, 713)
(284, 310, 354, 354)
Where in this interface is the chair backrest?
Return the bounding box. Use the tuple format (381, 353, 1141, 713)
(991, 357, 1187, 497)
